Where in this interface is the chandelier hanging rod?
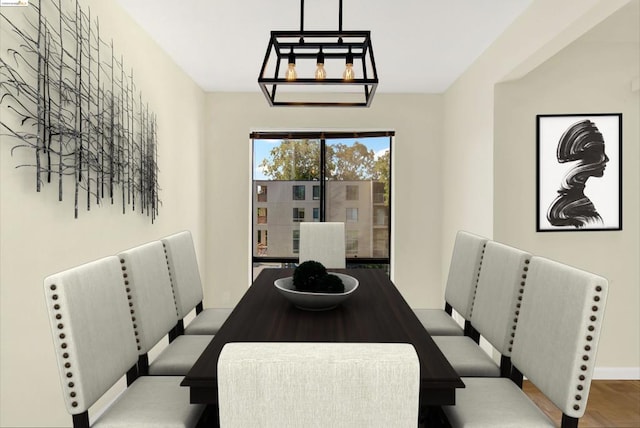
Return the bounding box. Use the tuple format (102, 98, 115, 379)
(299, 0, 344, 33)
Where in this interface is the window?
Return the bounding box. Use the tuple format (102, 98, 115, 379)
(252, 132, 392, 264)
(373, 229, 388, 258)
(346, 230, 358, 254)
(257, 185, 268, 202)
(346, 208, 358, 223)
(257, 230, 268, 255)
(257, 207, 267, 224)
(293, 208, 305, 222)
(373, 182, 385, 204)
(346, 185, 359, 201)
(292, 185, 305, 200)
(374, 207, 387, 226)
(292, 230, 300, 254)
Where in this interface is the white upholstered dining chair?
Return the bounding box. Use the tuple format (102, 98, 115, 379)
(442, 256, 608, 428)
(43, 256, 204, 428)
(161, 230, 233, 337)
(299, 222, 346, 268)
(217, 342, 420, 428)
(117, 241, 212, 376)
(413, 230, 488, 339)
(433, 241, 531, 377)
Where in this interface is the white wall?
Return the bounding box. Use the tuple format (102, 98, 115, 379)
(494, 0, 639, 373)
(204, 92, 444, 308)
(0, 1, 206, 426)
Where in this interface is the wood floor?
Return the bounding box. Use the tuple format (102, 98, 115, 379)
(523, 380, 640, 427)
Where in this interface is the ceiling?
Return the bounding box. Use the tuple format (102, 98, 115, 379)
(114, 0, 533, 93)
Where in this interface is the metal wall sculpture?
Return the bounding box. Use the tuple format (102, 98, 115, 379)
(0, 0, 160, 222)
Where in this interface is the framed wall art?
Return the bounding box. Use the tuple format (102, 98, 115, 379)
(536, 113, 622, 232)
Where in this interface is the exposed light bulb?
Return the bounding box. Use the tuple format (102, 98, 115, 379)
(286, 49, 297, 81)
(315, 49, 326, 80)
(343, 48, 354, 81)
(286, 63, 297, 81)
(343, 63, 354, 81)
(315, 64, 327, 80)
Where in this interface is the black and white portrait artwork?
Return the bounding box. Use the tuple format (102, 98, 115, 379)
(537, 114, 622, 231)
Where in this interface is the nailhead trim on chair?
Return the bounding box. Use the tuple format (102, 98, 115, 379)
(468, 243, 486, 319)
(120, 258, 141, 351)
(572, 284, 605, 412)
(48, 284, 79, 409)
(508, 258, 530, 353)
(162, 242, 181, 318)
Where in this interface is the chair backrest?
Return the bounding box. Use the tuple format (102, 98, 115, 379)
(161, 231, 204, 319)
(217, 342, 420, 428)
(470, 241, 531, 357)
(444, 230, 488, 319)
(44, 256, 138, 415)
(118, 241, 179, 355)
(299, 222, 346, 268)
(512, 256, 608, 419)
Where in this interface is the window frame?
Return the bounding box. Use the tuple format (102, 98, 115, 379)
(346, 207, 359, 223)
(292, 229, 300, 254)
(292, 207, 305, 223)
(251, 131, 393, 266)
(257, 184, 268, 202)
(346, 185, 359, 201)
(346, 230, 359, 254)
(257, 207, 267, 224)
(292, 185, 306, 201)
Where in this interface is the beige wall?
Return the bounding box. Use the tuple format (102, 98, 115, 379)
(441, 0, 636, 373)
(204, 92, 444, 308)
(441, 0, 631, 273)
(494, 1, 640, 372)
(0, 1, 206, 426)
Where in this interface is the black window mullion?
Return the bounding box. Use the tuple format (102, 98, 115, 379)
(320, 138, 326, 222)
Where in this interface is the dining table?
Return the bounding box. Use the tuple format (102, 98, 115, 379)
(181, 268, 464, 418)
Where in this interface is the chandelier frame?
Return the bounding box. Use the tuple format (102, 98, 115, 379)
(257, 1, 378, 107)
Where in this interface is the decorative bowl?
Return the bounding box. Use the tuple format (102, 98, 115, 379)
(274, 273, 359, 311)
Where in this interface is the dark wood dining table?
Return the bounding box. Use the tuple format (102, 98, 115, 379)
(182, 268, 464, 415)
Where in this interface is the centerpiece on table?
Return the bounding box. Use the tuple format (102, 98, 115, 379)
(274, 261, 359, 311)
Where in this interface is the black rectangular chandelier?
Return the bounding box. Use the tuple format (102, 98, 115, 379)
(258, 0, 378, 107)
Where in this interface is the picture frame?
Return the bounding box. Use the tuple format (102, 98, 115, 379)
(536, 113, 622, 232)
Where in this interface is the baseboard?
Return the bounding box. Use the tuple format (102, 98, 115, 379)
(593, 367, 640, 380)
